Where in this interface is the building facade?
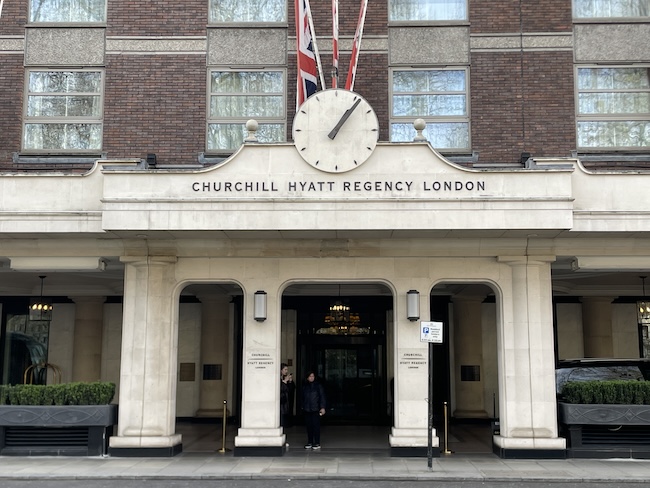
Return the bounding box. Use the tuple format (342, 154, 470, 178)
(0, 0, 649, 458)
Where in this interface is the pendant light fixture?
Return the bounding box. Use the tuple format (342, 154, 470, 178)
(638, 276, 650, 325)
(29, 275, 53, 321)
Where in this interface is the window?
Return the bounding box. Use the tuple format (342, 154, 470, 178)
(30, 0, 106, 23)
(207, 70, 285, 152)
(573, 0, 649, 18)
(389, 0, 467, 21)
(576, 67, 650, 149)
(209, 0, 286, 23)
(23, 70, 103, 153)
(390, 68, 470, 151)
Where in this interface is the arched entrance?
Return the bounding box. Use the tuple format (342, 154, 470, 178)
(173, 283, 244, 452)
(430, 282, 499, 454)
(281, 283, 393, 448)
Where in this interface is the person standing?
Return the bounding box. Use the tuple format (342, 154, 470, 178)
(301, 371, 326, 450)
(280, 363, 295, 428)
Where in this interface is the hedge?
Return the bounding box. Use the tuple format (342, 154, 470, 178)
(561, 380, 650, 405)
(0, 382, 115, 406)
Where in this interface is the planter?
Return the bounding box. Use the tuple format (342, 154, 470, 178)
(0, 404, 117, 456)
(558, 402, 650, 459)
(558, 402, 650, 425)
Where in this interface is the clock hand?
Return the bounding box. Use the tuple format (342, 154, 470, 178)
(327, 98, 361, 140)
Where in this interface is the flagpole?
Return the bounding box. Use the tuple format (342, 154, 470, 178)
(345, 0, 368, 92)
(332, 0, 339, 88)
(305, 0, 326, 91)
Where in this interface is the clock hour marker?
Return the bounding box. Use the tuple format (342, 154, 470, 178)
(354, 160, 358, 166)
(300, 147, 307, 152)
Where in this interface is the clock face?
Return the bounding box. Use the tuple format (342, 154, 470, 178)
(292, 89, 379, 173)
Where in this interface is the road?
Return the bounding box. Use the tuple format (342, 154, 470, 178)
(1, 481, 648, 488)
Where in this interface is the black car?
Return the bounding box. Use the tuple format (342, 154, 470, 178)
(556, 358, 650, 396)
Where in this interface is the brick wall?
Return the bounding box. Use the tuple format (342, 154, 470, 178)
(0, 56, 24, 168)
(471, 51, 575, 164)
(103, 55, 206, 165)
(0, 0, 28, 35)
(107, 0, 207, 37)
(470, 0, 572, 33)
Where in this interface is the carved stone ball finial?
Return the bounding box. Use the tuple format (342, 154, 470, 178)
(413, 118, 427, 142)
(245, 119, 259, 142)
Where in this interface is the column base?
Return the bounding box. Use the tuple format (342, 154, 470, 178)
(234, 427, 286, 456)
(108, 434, 183, 457)
(492, 434, 567, 459)
(389, 427, 440, 457)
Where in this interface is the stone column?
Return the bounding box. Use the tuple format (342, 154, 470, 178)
(234, 286, 285, 455)
(70, 296, 106, 382)
(452, 295, 488, 418)
(494, 256, 565, 453)
(195, 294, 230, 418)
(389, 282, 436, 452)
(109, 256, 181, 456)
(582, 297, 614, 357)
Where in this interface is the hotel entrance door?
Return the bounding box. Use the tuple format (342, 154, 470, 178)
(300, 342, 387, 424)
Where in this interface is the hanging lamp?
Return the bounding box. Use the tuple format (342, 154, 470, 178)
(29, 275, 53, 321)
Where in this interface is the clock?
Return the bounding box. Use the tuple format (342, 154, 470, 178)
(292, 89, 379, 173)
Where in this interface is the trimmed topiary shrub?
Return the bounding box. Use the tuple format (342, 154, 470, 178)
(562, 380, 650, 405)
(0, 382, 116, 406)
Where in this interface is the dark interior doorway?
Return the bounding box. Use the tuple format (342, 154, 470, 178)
(284, 294, 392, 425)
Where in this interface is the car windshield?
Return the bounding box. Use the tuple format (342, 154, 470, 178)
(556, 365, 645, 395)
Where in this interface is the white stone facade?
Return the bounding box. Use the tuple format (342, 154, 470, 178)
(1, 141, 649, 457)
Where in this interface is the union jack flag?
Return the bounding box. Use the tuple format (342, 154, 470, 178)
(295, 0, 318, 109)
(345, 0, 368, 91)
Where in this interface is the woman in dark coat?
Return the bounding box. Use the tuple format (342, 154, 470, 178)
(301, 371, 326, 450)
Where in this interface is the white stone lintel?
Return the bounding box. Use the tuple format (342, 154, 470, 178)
(109, 434, 182, 448)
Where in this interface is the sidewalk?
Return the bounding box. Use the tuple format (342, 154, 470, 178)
(2, 450, 650, 482)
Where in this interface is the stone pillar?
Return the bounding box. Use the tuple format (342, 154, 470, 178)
(582, 297, 614, 357)
(234, 285, 285, 455)
(389, 282, 437, 453)
(452, 295, 488, 418)
(70, 297, 106, 382)
(195, 294, 230, 418)
(109, 256, 181, 456)
(494, 256, 565, 454)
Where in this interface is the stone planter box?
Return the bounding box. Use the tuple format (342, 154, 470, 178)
(0, 404, 118, 456)
(558, 402, 650, 459)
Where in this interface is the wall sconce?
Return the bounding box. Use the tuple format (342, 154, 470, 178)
(407, 289, 420, 321)
(146, 153, 157, 168)
(254, 291, 267, 322)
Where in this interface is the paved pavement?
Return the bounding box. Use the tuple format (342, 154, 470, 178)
(1, 450, 650, 483)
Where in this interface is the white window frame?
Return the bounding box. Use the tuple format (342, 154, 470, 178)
(206, 68, 287, 153)
(29, 0, 107, 23)
(389, 67, 471, 152)
(22, 68, 104, 154)
(573, 0, 649, 19)
(208, 0, 287, 24)
(388, 0, 468, 22)
(575, 65, 650, 151)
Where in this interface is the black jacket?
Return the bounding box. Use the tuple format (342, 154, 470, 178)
(301, 380, 326, 413)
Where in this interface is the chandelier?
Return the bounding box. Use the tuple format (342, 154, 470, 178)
(29, 275, 53, 321)
(324, 300, 361, 333)
(638, 276, 650, 325)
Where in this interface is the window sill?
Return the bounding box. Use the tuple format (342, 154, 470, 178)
(13, 153, 106, 165)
